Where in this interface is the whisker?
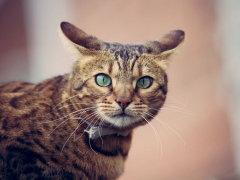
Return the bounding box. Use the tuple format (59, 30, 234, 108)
(46, 110, 89, 138)
(162, 105, 193, 115)
(145, 112, 185, 148)
(98, 114, 105, 129)
(144, 112, 174, 136)
(61, 130, 78, 154)
(62, 111, 99, 154)
(96, 113, 107, 144)
(73, 120, 88, 154)
(164, 96, 193, 115)
(81, 113, 100, 154)
(52, 94, 79, 111)
(43, 107, 97, 124)
(57, 102, 98, 110)
(141, 115, 162, 161)
(86, 112, 104, 144)
(88, 134, 98, 154)
(46, 117, 71, 138)
(73, 111, 100, 154)
(147, 106, 193, 116)
(166, 95, 188, 107)
(75, 111, 100, 141)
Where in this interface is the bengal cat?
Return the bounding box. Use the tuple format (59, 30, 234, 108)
(0, 22, 184, 180)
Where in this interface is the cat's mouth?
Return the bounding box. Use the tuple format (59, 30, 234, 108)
(112, 112, 132, 118)
(103, 111, 144, 130)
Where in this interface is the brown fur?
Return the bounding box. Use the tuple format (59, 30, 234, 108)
(0, 22, 184, 180)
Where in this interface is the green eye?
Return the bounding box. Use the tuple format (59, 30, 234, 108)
(95, 74, 112, 87)
(136, 76, 153, 89)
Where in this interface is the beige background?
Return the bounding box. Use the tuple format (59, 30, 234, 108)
(0, 0, 234, 179)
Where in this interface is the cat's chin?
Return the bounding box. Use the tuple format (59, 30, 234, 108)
(102, 114, 144, 130)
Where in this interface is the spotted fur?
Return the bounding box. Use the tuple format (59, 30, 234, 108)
(0, 22, 184, 180)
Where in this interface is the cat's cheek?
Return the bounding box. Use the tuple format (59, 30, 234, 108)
(135, 88, 154, 99)
(84, 78, 112, 96)
(136, 81, 162, 96)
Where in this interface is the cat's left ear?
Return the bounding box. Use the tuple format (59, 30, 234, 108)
(60, 21, 104, 56)
(145, 30, 185, 70)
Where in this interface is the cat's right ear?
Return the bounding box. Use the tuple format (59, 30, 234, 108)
(60, 22, 103, 56)
(144, 30, 185, 70)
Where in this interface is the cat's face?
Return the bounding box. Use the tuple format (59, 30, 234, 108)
(61, 22, 184, 130)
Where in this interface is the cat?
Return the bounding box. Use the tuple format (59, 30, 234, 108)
(0, 21, 184, 180)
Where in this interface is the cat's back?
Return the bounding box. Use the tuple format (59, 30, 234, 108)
(0, 77, 61, 136)
(0, 82, 37, 128)
(0, 76, 65, 118)
(0, 75, 69, 123)
(0, 75, 69, 179)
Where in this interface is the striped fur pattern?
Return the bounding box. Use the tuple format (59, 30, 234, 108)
(0, 22, 184, 180)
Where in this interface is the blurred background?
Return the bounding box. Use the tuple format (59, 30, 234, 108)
(0, 0, 239, 179)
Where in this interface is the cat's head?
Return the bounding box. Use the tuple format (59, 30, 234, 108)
(60, 22, 184, 130)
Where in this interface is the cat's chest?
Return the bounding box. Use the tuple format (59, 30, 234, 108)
(33, 137, 127, 180)
(79, 152, 126, 180)
(52, 135, 130, 179)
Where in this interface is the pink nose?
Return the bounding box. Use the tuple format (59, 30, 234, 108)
(116, 97, 132, 109)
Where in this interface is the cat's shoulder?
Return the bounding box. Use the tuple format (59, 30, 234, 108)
(0, 74, 69, 94)
(0, 81, 34, 93)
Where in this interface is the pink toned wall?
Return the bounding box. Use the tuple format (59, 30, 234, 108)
(0, 0, 234, 179)
(70, 1, 233, 179)
(0, 0, 29, 82)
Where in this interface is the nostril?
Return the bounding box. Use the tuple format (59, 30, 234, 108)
(117, 101, 121, 106)
(116, 97, 132, 109)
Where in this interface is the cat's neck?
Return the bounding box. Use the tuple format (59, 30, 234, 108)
(84, 119, 131, 139)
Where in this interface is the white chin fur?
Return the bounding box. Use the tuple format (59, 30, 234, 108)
(104, 115, 141, 128)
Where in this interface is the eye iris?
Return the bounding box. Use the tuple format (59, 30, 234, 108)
(96, 74, 111, 87)
(137, 77, 152, 89)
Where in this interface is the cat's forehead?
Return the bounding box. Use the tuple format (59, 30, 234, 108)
(75, 41, 165, 82)
(104, 42, 145, 61)
(87, 43, 165, 84)
(102, 43, 163, 76)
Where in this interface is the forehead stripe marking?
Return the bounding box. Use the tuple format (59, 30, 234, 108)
(130, 55, 139, 71)
(108, 62, 113, 74)
(117, 61, 122, 70)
